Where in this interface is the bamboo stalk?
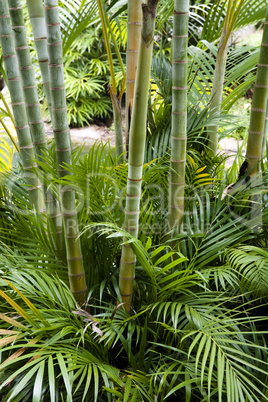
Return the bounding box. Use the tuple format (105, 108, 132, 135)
(125, 0, 142, 155)
(9, 0, 64, 256)
(110, 87, 124, 162)
(26, 0, 52, 121)
(119, 0, 160, 310)
(0, 0, 43, 210)
(44, 0, 87, 303)
(96, 0, 124, 163)
(8, 0, 48, 162)
(168, 0, 189, 231)
(246, 6, 268, 174)
(207, 0, 245, 155)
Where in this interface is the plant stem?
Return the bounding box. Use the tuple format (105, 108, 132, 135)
(110, 87, 124, 162)
(9, 0, 64, 256)
(8, 0, 48, 162)
(26, 0, 52, 121)
(0, 0, 43, 210)
(125, 0, 142, 155)
(119, 0, 160, 310)
(207, 0, 245, 155)
(262, 97, 268, 158)
(246, 5, 268, 175)
(97, 0, 124, 163)
(168, 0, 189, 231)
(44, 0, 87, 303)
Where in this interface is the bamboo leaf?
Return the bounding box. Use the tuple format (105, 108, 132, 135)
(1, 357, 46, 395)
(165, 378, 200, 399)
(207, 341, 217, 398)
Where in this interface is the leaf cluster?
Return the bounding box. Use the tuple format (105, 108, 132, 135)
(0, 145, 268, 400)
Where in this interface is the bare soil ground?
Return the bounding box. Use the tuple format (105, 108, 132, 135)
(45, 122, 116, 151)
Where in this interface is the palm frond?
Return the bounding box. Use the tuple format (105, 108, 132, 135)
(148, 293, 268, 401)
(60, 0, 99, 56)
(200, 0, 267, 43)
(0, 271, 120, 402)
(175, 185, 260, 275)
(226, 245, 268, 298)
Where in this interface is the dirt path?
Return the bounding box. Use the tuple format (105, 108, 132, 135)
(45, 122, 116, 151)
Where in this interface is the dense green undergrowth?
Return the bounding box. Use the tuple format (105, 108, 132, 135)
(0, 142, 268, 401)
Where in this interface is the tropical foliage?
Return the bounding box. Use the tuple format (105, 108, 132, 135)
(0, 0, 268, 401)
(63, 27, 115, 127)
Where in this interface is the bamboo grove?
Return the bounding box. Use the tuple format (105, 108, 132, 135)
(1, 0, 268, 400)
(0, 0, 87, 302)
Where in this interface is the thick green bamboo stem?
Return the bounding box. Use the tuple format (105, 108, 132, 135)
(46, 189, 65, 260)
(119, 0, 160, 310)
(8, 0, 48, 161)
(9, 0, 64, 255)
(246, 9, 268, 175)
(26, 0, 52, 121)
(207, 36, 228, 155)
(0, 0, 43, 209)
(125, 0, 142, 154)
(44, 0, 87, 303)
(207, 0, 245, 155)
(168, 0, 189, 230)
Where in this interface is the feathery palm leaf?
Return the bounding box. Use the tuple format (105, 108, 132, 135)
(226, 245, 268, 298)
(0, 272, 120, 402)
(60, 0, 99, 55)
(200, 0, 267, 43)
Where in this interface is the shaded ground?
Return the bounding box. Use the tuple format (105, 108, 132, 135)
(64, 123, 244, 169)
(45, 122, 116, 153)
(219, 137, 246, 168)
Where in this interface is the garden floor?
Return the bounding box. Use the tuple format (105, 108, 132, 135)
(45, 122, 116, 150)
(47, 122, 245, 169)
